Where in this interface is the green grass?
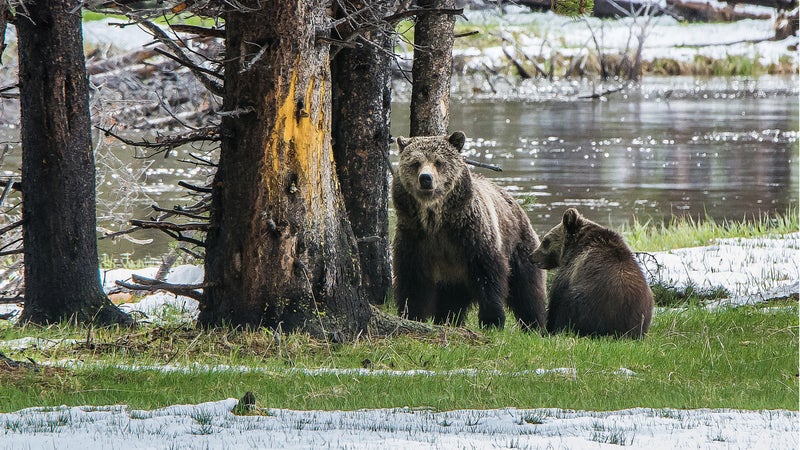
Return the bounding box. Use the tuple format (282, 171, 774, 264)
(0, 301, 796, 412)
(1, 211, 797, 413)
(622, 207, 798, 252)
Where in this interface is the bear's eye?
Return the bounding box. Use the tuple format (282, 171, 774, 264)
(434, 160, 444, 169)
(410, 161, 421, 169)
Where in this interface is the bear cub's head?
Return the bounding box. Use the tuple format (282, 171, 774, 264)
(396, 131, 467, 204)
(531, 207, 585, 270)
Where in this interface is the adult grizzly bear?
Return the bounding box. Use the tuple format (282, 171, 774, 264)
(391, 131, 547, 330)
(531, 208, 654, 338)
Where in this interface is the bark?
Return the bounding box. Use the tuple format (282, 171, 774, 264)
(410, 0, 456, 136)
(17, 2, 132, 326)
(331, 1, 395, 305)
(201, 1, 370, 340)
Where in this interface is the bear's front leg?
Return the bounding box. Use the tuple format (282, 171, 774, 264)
(393, 232, 436, 322)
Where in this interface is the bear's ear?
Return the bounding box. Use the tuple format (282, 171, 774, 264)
(448, 131, 466, 150)
(562, 208, 582, 234)
(397, 136, 411, 153)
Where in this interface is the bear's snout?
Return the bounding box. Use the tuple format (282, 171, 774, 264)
(418, 173, 434, 190)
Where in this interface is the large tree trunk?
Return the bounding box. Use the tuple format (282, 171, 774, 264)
(410, 0, 456, 136)
(17, 2, 132, 326)
(201, 1, 370, 340)
(331, 1, 395, 305)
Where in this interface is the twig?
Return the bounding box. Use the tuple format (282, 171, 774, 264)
(178, 181, 213, 193)
(170, 24, 225, 38)
(465, 158, 502, 172)
(151, 204, 209, 220)
(0, 219, 22, 236)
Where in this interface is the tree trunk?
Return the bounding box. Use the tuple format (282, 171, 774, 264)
(410, 0, 456, 136)
(17, 2, 132, 326)
(201, 1, 370, 340)
(331, 1, 395, 305)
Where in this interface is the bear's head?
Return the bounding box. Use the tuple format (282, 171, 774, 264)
(531, 208, 584, 269)
(395, 131, 467, 204)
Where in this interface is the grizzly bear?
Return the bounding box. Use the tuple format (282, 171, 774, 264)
(531, 208, 654, 338)
(391, 131, 547, 330)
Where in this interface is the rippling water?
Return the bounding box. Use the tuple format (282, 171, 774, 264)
(392, 76, 798, 229)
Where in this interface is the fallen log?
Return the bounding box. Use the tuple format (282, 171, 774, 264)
(665, 0, 771, 21)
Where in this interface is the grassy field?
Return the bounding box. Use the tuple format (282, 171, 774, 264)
(0, 213, 797, 414)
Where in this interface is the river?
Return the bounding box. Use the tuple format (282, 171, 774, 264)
(2, 76, 797, 263)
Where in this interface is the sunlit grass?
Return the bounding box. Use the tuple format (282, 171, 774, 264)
(0, 301, 796, 412)
(622, 207, 798, 252)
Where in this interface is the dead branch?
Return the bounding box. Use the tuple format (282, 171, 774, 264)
(454, 30, 480, 38)
(179, 246, 204, 259)
(115, 274, 209, 301)
(502, 46, 533, 79)
(129, 219, 209, 232)
(0, 219, 23, 236)
(465, 158, 502, 172)
(151, 204, 208, 221)
(0, 178, 19, 207)
(138, 20, 224, 96)
(179, 153, 218, 167)
(178, 181, 213, 193)
(0, 249, 22, 257)
(170, 24, 225, 39)
(98, 125, 220, 157)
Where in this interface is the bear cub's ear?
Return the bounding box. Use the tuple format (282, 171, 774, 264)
(562, 208, 582, 234)
(397, 136, 411, 153)
(448, 131, 466, 150)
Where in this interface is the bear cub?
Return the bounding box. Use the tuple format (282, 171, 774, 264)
(391, 131, 547, 330)
(532, 208, 654, 338)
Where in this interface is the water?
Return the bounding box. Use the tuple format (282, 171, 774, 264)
(394, 76, 798, 229)
(2, 77, 797, 261)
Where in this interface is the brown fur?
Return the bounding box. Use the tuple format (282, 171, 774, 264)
(392, 131, 547, 330)
(532, 208, 654, 338)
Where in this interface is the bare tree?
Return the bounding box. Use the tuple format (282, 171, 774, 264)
(331, 0, 398, 305)
(16, 2, 132, 326)
(200, 1, 371, 339)
(410, 0, 458, 136)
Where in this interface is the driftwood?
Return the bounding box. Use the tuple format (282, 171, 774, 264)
(665, 0, 770, 21)
(114, 274, 209, 301)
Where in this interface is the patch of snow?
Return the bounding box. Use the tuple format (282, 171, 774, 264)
(642, 233, 800, 301)
(456, 9, 796, 70)
(0, 337, 80, 352)
(44, 359, 580, 379)
(0, 399, 796, 449)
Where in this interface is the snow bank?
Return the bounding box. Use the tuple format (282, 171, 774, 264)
(0, 399, 795, 449)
